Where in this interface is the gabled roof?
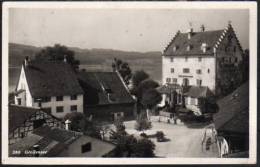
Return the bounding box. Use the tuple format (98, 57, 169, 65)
(77, 71, 135, 106)
(164, 30, 224, 56)
(213, 82, 249, 134)
(9, 125, 116, 157)
(156, 83, 181, 94)
(184, 86, 214, 98)
(9, 105, 39, 133)
(8, 105, 61, 133)
(23, 60, 84, 97)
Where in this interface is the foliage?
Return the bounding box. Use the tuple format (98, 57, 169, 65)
(130, 70, 161, 115)
(130, 138, 155, 157)
(35, 44, 80, 70)
(112, 58, 132, 85)
(63, 112, 85, 131)
(131, 70, 149, 90)
(141, 88, 162, 109)
(156, 131, 165, 142)
(135, 112, 152, 133)
(63, 112, 101, 139)
(112, 133, 155, 157)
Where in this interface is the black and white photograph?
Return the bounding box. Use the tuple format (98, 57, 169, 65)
(1, 1, 257, 165)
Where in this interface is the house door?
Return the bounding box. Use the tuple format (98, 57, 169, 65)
(183, 78, 189, 86)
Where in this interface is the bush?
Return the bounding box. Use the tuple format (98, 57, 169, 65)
(156, 131, 165, 142)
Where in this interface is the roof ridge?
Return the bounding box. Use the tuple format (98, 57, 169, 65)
(9, 104, 40, 110)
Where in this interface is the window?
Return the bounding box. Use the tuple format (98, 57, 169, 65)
(222, 57, 225, 62)
(234, 57, 238, 63)
(198, 57, 202, 62)
(166, 78, 171, 83)
(42, 97, 51, 102)
(183, 68, 190, 73)
(71, 95, 77, 100)
(17, 98, 21, 105)
(56, 96, 63, 101)
(183, 78, 189, 86)
(196, 69, 202, 74)
(170, 58, 174, 62)
(42, 107, 51, 114)
(170, 68, 174, 73)
(197, 79, 202, 86)
(173, 45, 178, 52)
(172, 78, 177, 83)
(20, 132, 25, 138)
(71, 105, 77, 112)
(185, 57, 188, 62)
(81, 142, 92, 153)
(187, 45, 192, 51)
(233, 46, 236, 52)
(208, 69, 210, 73)
(56, 106, 64, 113)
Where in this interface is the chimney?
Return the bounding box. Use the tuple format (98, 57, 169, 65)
(65, 119, 71, 130)
(187, 28, 193, 39)
(201, 43, 207, 53)
(33, 144, 40, 157)
(24, 56, 30, 67)
(200, 25, 205, 32)
(64, 55, 67, 63)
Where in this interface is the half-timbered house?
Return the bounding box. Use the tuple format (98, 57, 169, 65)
(9, 105, 63, 145)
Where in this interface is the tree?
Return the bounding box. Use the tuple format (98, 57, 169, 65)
(112, 58, 132, 85)
(131, 138, 155, 157)
(141, 88, 162, 120)
(35, 44, 80, 70)
(63, 112, 85, 132)
(131, 70, 149, 92)
(63, 112, 101, 139)
(135, 111, 152, 134)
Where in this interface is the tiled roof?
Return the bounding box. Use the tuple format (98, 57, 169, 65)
(9, 125, 116, 157)
(164, 30, 224, 56)
(77, 71, 135, 106)
(33, 126, 78, 143)
(213, 82, 249, 134)
(156, 84, 181, 94)
(184, 86, 214, 98)
(9, 105, 39, 133)
(23, 60, 84, 97)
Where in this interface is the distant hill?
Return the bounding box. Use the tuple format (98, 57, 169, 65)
(8, 43, 162, 92)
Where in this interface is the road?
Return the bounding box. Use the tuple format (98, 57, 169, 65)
(122, 118, 219, 158)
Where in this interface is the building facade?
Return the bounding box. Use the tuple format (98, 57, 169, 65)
(162, 23, 244, 97)
(9, 105, 63, 145)
(14, 59, 84, 118)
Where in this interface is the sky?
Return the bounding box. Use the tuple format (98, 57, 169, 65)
(9, 8, 249, 52)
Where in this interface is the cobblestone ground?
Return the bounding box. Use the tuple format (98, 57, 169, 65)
(120, 116, 219, 158)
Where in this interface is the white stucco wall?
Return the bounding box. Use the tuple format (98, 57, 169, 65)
(32, 95, 84, 118)
(162, 56, 216, 92)
(15, 66, 33, 106)
(15, 65, 84, 119)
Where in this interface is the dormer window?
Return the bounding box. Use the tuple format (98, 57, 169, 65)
(187, 45, 192, 51)
(201, 43, 208, 53)
(173, 45, 178, 52)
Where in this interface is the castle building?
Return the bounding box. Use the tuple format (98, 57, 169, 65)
(161, 23, 244, 114)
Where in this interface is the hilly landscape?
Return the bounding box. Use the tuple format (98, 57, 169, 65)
(8, 43, 162, 92)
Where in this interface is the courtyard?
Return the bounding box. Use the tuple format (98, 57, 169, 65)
(116, 116, 219, 158)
